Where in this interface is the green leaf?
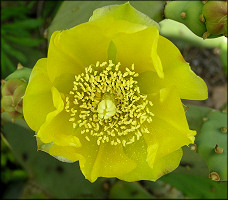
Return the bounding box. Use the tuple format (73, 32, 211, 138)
(1, 38, 27, 63)
(1, 7, 28, 21)
(2, 18, 43, 30)
(1, 50, 16, 75)
(2, 25, 31, 37)
(5, 35, 44, 47)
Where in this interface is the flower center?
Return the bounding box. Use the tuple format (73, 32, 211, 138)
(97, 93, 116, 119)
(65, 60, 154, 147)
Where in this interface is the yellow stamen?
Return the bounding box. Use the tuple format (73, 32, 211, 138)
(64, 60, 154, 147)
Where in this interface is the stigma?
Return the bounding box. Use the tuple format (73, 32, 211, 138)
(65, 60, 154, 147)
(97, 93, 116, 119)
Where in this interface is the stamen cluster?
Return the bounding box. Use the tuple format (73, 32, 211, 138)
(65, 60, 154, 146)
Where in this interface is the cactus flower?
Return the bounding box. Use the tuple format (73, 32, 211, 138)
(23, 3, 208, 182)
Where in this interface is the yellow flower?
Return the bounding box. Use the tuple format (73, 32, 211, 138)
(23, 3, 208, 182)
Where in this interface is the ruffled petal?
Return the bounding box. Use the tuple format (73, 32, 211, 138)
(89, 2, 159, 34)
(144, 87, 196, 166)
(157, 36, 208, 100)
(36, 87, 81, 148)
(85, 143, 136, 182)
(148, 148, 183, 181)
(47, 23, 110, 82)
(49, 144, 84, 163)
(44, 136, 136, 182)
(91, 17, 148, 38)
(136, 36, 208, 100)
(23, 58, 55, 132)
(113, 26, 163, 77)
(119, 136, 156, 182)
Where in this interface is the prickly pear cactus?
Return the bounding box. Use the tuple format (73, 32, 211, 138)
(1, 64, 32, 121)
(186, 105, 227, 181)
(196, 111, 227, 181)
(164, 1, 227, 39)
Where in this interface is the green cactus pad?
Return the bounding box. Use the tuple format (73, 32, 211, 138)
(196, 111, 227, 181)
(186, 105, 227, 181)
(164, 1, 207, 37)
(164, 1, 225, 39)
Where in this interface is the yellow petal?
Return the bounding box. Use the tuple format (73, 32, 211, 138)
(23, 58, 55, 132)
(49, 135, 135, 183)
(47, 23, 110, 82)
(36, 87, 81, 148)
(37, 111, 81, 148)
(113, 26, 163, 77)
(144, 87, 196, 165)
(137, 36, 208, 100)
(119, 136, 156, 182)
(90, 17, 147, 38)
(149, 148, 183, 181)
(116, 135, 183, 182)
(49, 143, 84, 163)
(89, 2, 159, 32)
(157, 36, 208, 100)
(45, 134, 136, 182)
(87, 143, 136, 182)
(53, 73, 75, 94)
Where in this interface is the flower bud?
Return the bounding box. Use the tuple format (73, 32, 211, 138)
(202, 1, 227, 36)
(1, 64, 31, 121)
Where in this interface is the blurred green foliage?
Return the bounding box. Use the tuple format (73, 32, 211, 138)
(1, 134, 28, 184)
(1, 1, 62, 79)
(1, 1, 43, 78)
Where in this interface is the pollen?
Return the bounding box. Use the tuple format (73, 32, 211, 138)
(65, 60, 154, 147)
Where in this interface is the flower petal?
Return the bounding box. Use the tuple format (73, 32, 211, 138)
(113, 26, 163, 77)
(91, 17, 148, 38)
(89, 2, 159, 30)
(115, 134, 183, 182)
(136, 36, 208, 100)
(36, 88, 81, 148)
(53, 73, 75, 94)
(119, 136, 156, 182)
(44, 137, 137, 183)
(87, 143, 136, 182)
(49, 144, 84, 163)
(157, 36, 208, 100)
(144, 87, 196, 165)
(23, 58, 55, 132)
(47, 23, 110, 82)
(148, 148, 183, 181)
